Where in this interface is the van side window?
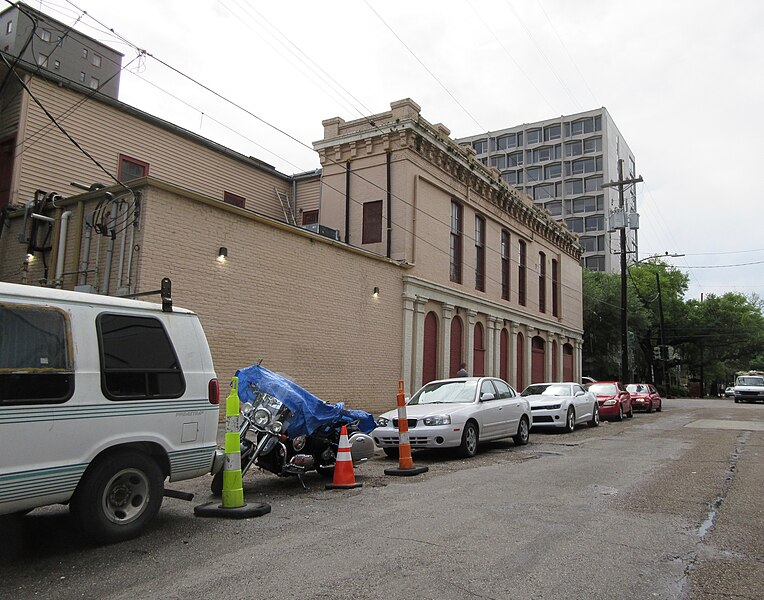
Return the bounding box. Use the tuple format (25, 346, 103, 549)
(0, 304, 74, 404)
(98, 314, 185, 400)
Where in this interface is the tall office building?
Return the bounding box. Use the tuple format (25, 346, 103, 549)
(458, 108, 637, 273)
(0, 2, 123, 99)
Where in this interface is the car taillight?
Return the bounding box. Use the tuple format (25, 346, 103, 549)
(208, 378, 220, 405)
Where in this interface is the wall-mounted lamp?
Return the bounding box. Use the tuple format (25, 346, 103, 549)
(217, 246, 228, 262)
(372, 286, 380, 298)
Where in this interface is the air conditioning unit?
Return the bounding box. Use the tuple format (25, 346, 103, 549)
(302, 223, 340, 241)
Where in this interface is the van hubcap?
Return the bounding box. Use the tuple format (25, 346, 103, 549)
(103, 468, 150, 524)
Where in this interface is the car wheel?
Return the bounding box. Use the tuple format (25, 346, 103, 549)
(210, 470, 223, 496)
(589, 403, 600, 427)
(564, 406, 575, 433)
(656, 400, 662, 412)
(513, 416, 530, 446)
(458, 421, 479, 458)
(70, 451, 164, 544)
(383, 447, 399, 459)
(616, 403, 623, 422)
(734, 397, 740, 404)
(627, 404, 634, 418)
(646, 400, 653, 414)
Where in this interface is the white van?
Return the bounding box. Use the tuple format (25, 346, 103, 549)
(0, 281, 220, 543)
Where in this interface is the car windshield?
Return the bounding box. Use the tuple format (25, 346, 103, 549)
(409, 380, 478, 405)
(626, 384, 648, 393)
(588, 383, 617, 395)
(737, 377, 764, 386)
(521, 384, 571, 397)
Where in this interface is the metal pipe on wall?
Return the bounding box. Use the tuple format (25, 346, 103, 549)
(101, 195, 118, 295)
(54, 210, 73, 285)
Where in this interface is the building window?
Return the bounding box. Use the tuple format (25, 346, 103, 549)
(475, 215, 485, 292)
(545, 201, 562, 216)
(565, 116, 602, 136)
(98, 314, 185, 401)
(526, 129, 541, 144)
(118, 154, 149, 180)
(89, 77, 99, 90)
(518, 239, 527, 306)
(496, 133, 521, 150)
(6, 21, 12, 34)
(501, 230, 510, 301)
(223, 191, 246, 208)
(81, 48, 88, 59)
(472, 139, 488, 154)
(544, 124, 561, 141)
(565, 217, 583, 233)
(302, 210, 318, 225)
(585, 176, 603, 192)
(450, 201, 463, 284)
(585, 255, 605, 271)
(538, 252, 546, 313)
(36, 54, 47, 67)
(79, 71, 85, 82)
(40, 29, 51, 42)
(490, 155, 506, 170)
(551, 259, 559, 317)
(508, 151, 523, 167)
(526, 166, 542, 183)
(565, 179, 584, 195)
(544, 163, 561, 179)
(584, 137, 602, 153)
(53, 60, 60, 70)
(534, 184, 555, 201)
(585, 215, 604, 232)
(92, 53, 102, 67)
(362, 200, 383, 244)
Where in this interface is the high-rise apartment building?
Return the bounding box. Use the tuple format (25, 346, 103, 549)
(0, 2, 123, 99)
(458, 108, 637, 273)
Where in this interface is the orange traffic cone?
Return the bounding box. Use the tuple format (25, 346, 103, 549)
(325, 425, 363, 489)
(384, 380, 429, 477)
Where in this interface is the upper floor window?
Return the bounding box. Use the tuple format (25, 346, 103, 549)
(36, 53, 47, 67)
(118, 154, 149, 180)
(40, 29, 51, 42)
(302, 210, 318, 226)
(81, 48, 88, 59)
(89, 77, 99, 90)
(565, 217, 583, 233)
(472, 139, 488, 154)
(584, 136, 602, 153)
(534, 184, 555, 201)
(475, 216, 485, 292)
(565, 115, 602, 136)
(490, 155, 506, 170)
(585, 215, 604, 232)
(79, 71, 85, 82)
(551, 259, 560, 317)
(526, 166, 542, 183)
(501, 170, 522, 186)
(538, 252, 546, 313)
(495, 132, 522, 150)
(508, 151, 523, 167)
(544, 124, 561, 141)
(585, 176, 603, 192)
(545, 201, 562, 216)
(585, 255, 605, 271)
(526, 129, 541, 144)
(450, 201, 463, 284)
(6, 21, 12, 34)
(518, 240, 527, 306)
(53, 60, 60, 70)
(501, 230, 510, 301)
(223, 191, 246, 208)
(567, 156, 602, 176)
(92, 53, 102, 68)
(362, 200, 383, 244)
(565, 179, 584, 196)
(544, 162, 562, 179)
(565, 140, 583, 157)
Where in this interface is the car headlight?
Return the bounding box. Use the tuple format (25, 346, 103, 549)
(253, 407, 271, 427)
(423, 415, 451, 426)
(603, 399, 617, 406)
(377, 416, 390, 427)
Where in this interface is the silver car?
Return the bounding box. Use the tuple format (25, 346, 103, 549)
(372, 377, 532, 458)
(520, 382, 600, 432)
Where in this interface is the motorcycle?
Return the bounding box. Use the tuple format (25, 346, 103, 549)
(211, 365, 377, 494)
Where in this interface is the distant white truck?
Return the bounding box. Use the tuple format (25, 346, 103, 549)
(733, 371, 764, 404)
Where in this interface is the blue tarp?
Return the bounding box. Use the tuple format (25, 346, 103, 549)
(235, 365, 377, 438)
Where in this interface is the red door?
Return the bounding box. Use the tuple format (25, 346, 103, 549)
(531, 336, 545, 384)
(422, 312, 438, 384)
(473, 322, 485, 376)
(563, 343, 574, 381)
(450, 316, 463, 377)
(516, 332, 525, 391)
(500, 328, 509, 381)
(552, 340, 558, 381)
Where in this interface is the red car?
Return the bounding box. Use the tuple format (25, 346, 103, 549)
(586, 381, 632, 421)
(626, 383, 662, 413)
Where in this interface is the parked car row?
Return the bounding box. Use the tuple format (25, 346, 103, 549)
(371, 376, 664, 459)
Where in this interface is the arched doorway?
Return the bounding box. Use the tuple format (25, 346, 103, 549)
(563, 343, 574, 381)
(450, 316, 463, 377)
(473, 322, 485, 376)
(531, 336, 545, 383)
(516, 332, 525, 391)
(552, 339, 558, 381)
(422, 311, 439, 384)
(499, 328, 509, 382)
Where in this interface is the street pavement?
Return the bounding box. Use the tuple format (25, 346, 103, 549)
(1, 396, 763, 599)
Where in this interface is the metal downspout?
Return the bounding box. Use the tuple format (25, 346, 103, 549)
(101, 195, 118, 295)
(344, 161, 350, 244)
(78, 214, 93, 287)
(54, 210, 73, 286)
(386, 151, 392, 259)
(116, 202, 127, 291)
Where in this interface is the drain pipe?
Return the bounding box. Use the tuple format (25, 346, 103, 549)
(54, 210, 73, 286)
(386, 151, 392, 258)
(101, 194, 118, 295)
(116, 202, 127, 291)
(344, 161, 350, 244)
(78, 214, 93, 287)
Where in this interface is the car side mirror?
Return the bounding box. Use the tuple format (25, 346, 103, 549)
(480, 392, 495, 401)
(574, 391, 584, 397)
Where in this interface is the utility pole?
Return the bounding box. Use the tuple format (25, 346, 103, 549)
(602, 159, 643, 384)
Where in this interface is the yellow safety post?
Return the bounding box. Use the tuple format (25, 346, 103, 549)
(222, 377, 245, 508)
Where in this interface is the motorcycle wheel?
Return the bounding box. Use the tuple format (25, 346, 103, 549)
(210, 470, 223, 496)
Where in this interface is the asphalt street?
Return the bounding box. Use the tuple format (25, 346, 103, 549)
(1, 397, 763, 600)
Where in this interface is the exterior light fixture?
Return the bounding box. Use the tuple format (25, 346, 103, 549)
(372, 286, 380, 298)
(25, 252, 34, 262)
(217, 247, 228, 262)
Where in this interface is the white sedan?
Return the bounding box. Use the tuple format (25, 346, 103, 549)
(372, 377, 532, 458)
(520, 382, 599, 432)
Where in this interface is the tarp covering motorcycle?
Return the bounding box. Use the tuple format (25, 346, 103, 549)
(235, 365, 377, 437)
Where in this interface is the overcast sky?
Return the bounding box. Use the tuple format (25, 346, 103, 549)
(32, 0, 764, 301)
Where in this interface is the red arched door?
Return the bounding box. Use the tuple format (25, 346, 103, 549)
(531, 336, 545, 383)
(423, 311, 439, 384)
(552, 340, 558, 381)
(473, 322, 485, 376)
(450, 316, 463, 377)
(563, 343, 574, 381)
(500, 328, 509, 381)
(516, 332, 525, 391)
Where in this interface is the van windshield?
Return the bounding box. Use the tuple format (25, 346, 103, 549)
(736, 377, 764, 386)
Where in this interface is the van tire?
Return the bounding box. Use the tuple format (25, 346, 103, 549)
(71, 450, 164, 544)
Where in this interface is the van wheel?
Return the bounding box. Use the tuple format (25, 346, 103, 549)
(71, 451, 164, 544)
